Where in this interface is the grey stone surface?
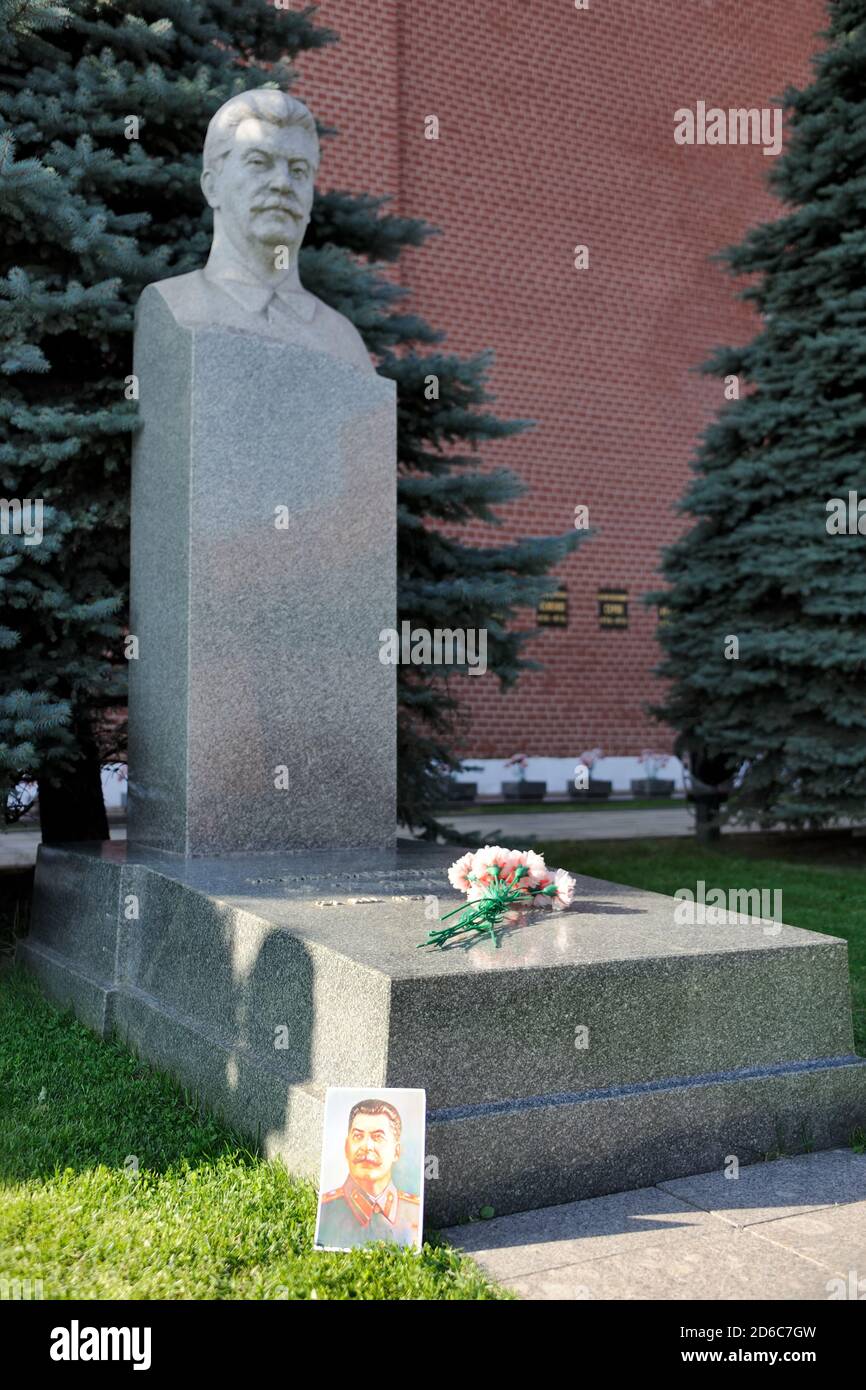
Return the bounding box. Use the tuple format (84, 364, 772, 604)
(439, 1184, 714, 1279)
(128, 288, 396, 856)
(750, 1200, 866, 1274)
(425, 1062, 866, 1224)
(119, 860, 393, 1093)
(27, 847, 125, 986)
(385, 943, 854, 1106)
(34, 842, 857, 1108)
(16, 939, 116, 1038)
(111, 985, 326, 1183)
(659, 1148, 866, 1226)
(443, 1147, 866, 1300)
(505, 1224, 844, 1301)
(19, 843, 866, 1227)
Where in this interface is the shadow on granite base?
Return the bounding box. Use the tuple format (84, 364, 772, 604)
(18, 842, 866, 1227)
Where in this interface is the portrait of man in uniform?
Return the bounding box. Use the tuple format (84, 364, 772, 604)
(314, 1091, 426, 1252)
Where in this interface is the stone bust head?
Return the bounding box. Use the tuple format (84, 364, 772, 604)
(143, 88, 373, 373)
(201, 89, 319, 282)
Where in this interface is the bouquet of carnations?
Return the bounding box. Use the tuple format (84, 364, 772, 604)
(418, 845, 577, 950)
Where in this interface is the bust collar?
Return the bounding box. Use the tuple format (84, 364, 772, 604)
(203, 238, 317, 323)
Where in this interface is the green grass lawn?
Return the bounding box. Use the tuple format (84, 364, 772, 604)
(0, 968, 505, 1301)
(534, 832, 866, 1054)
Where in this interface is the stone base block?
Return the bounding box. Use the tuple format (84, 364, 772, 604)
(19, 842, 866, 1226)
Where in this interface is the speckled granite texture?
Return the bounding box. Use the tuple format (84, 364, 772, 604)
(127, 291, 396, 856)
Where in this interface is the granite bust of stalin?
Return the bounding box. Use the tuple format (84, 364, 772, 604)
(141, 89, 373, 374)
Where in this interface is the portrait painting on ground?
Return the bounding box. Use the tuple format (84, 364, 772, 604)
(314, 1089, 426, 1253)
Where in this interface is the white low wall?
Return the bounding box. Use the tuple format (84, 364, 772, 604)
(11, 758, 685, 817)
(9, 766, 128, 815)
(101, 764, 128, 809)
(452, 756, 685, 796)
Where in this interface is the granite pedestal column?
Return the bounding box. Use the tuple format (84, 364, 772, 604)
(127, 287, 396, 856)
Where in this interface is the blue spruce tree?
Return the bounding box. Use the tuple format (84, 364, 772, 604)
(653, 0, 866, 830)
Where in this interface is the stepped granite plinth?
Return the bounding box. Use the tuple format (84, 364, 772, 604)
(19, 841, 866, 1226)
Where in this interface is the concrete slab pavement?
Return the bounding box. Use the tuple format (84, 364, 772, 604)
(0, 825, 127, 868)
(0, 811, 693, 867)
(441, 1148, 866, 1300)
(439, 807, 702, 840)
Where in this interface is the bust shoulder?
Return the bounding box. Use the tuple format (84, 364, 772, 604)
(136, 273, 375, 375)
(137, 271, 208, 321)
(307, 294, 373, 373)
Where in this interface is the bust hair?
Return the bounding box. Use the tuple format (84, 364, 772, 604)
(203, 89, 320, 173)
(347, 1099, 402, 1141)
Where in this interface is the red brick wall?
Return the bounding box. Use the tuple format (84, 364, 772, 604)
(294, 0, 401, 203)
(296, 0, 828, 759)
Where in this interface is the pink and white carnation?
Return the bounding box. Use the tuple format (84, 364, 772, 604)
(430, 846, 578, 949)
(498, 847, 532, 886)
(469, 844, 513, 887)
(547, 867, 577, 910)
(447, 851, 476, 893)
(523, 850, 551, 889)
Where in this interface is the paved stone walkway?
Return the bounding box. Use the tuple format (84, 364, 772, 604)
(440, 807, 707, 840)
(0, 811, 695, 866)
(440, 1149, 866, 1300)
(0, 825, 127, 867)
